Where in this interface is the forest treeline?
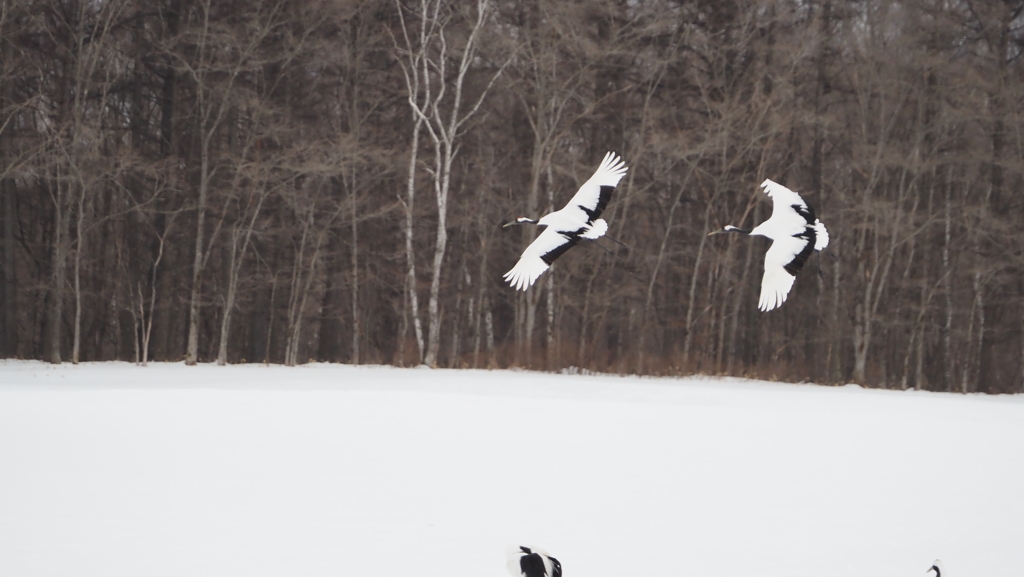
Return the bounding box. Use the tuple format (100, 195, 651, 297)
(2, 0, 1023, 392)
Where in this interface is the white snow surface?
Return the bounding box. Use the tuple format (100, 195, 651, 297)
(1, 360, 1022, 577)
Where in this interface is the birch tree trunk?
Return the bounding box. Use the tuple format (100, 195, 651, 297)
(284, 207, 329, 367)
(45, 169, 71, 364)
(0, 23, 14, 357)
(185, 131, 213, 365)
(962, 269, 983, 394)
(544, 165, 556, 370)
(348, 165, 360, 365)
(0, 177, 13, 356)
(402, 117, 425, 364)
(216, 187, 269, 365)
(71, 184, 87, 363)
(394, 2, 428, 363)
(140, 221, 171, 366)
(393, 0, 508, 367)
(942, 169, 953, 391)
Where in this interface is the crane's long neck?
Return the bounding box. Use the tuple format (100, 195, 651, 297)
(504, 217, 540, 228)
(724, 225, 753, 235)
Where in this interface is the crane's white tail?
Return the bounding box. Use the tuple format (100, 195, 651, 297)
(594, 152, 628, 187)
(814, 219, 829, 251)
(581, 218, 608, 239)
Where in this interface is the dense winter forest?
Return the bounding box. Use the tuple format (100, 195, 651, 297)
(1, 0, 1023, 392)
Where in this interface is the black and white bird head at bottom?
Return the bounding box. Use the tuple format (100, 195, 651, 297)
(506, 545, 562, 577)
(927, 559, 945, 577)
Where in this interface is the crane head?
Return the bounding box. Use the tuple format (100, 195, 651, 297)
(707, 225, 750, 236)
(503, 217, 538, 227)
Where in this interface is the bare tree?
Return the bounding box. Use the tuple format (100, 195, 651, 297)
(178, 0, 288, 364)
(393, 0, 509, 366)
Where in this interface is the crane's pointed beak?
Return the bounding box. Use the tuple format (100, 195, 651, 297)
(502, 221, 518, 228)
(707, 229, 724, 236)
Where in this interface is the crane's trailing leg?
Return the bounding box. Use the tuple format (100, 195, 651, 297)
(603, 235, 629, 249)
(816, 247, 840, 279)
(588, 239, 614, 255)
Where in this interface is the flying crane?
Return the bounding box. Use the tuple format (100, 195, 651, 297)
(708, 179, 830, 312)
(506, 545, 562, 577)
(503, 152, 628, 290)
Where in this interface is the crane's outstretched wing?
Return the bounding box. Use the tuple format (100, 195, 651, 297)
(761, 179, 807, 217)
(565, 152, 628, 223)
(758, 232, 815, 311)
(503, 228, 580, 290)
(760, 179, 819, 239)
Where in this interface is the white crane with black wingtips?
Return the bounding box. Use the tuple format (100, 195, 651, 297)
(503, 152, 628, 290)
(927, 559, 945, 577)
(708, 179, 830, 311)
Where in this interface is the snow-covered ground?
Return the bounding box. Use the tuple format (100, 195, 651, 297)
(1, 361, 1022, 577)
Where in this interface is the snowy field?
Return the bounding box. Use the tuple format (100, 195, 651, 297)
(1, 361, 1022, 577)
